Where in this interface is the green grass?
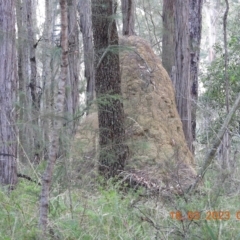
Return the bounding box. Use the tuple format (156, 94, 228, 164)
(1, 166, 240, 240)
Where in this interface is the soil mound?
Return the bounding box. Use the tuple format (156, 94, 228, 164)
(76, 36, 196, 193)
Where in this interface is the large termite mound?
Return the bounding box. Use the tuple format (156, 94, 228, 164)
(76, 36, 196, 192)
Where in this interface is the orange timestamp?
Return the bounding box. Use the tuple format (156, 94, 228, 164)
(170, 211, 240, 221)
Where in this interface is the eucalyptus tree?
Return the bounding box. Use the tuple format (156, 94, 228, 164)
(121, 0, 135, 35)
(162, 0, 192, 152)
(92, 0, 129, 178)
(0, 0, 18, 187)
(162, 0, 203, 154)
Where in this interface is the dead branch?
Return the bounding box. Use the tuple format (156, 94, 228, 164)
(189, 92, 240, 193)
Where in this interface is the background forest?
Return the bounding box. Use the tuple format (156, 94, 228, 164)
(1, 0, 240, 239)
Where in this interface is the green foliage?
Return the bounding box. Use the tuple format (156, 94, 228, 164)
(0, 182, 40, 239)
(2, 172, 240, 239)
(199, 5, 240, 145)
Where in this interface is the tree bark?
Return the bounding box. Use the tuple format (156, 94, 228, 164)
(65, 0, 79, 134)
(162, 0, 175, 76)
(27, 0, 38, 110)
(92, 0, 129, 178)
(162, 0, 194, 153)
(78, 0, 95, 109)
(204, 0, 218, 62)
(121, 0, 135, 35)
(16, 0, 29, 163)
(26, 0, 42, 163)
(173, 0, 192, 152)
(0, 0, 18, 188)
(41, 0, 54, 160)
(39, 0, 68, 233)
(189, 0, 203, 153)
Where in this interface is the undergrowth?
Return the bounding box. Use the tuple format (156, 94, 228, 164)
(1, 166, 240, 240)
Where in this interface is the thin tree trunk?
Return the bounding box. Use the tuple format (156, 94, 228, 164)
(121, 0, 135, 35)
(39, 0, 68, 233)
(26, 0, 38, 109)
(26, 0, 42, 163)
(189, 0, 203, 154)
(78, 0, 95, 110)
(0, 0, 18, 188)
(16, 0, 27, 162)
(92, 0, 129, 178)
(42, 0, 54, 159)
(66, 0, 79, 134)
(222, 0, 230, 169)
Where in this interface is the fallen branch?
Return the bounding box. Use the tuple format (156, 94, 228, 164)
(17, 173, 41, 186)
(189, 92, 240, 193)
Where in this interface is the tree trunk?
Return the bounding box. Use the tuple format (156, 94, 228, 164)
(41, 0, 54, 160)
(189, 0, 203, 153)
(65, 0, 79, 134)
(39, 0, 68, 234)
(59, 0, 79, 157)
(121, 0, 135, 35)
(222, 0, 230, 169)
(78, 0, 95, 109)
(26, 0, 42, 163)
(92, 0, 129, 178)
(174, 0, 192, 152)
(27, 0, 38, 110)
(162, 0, 193, 153)
(204, 0, 218, 62)
(16, 0, 28, 163)
(0, 0, 18, 188)
(162, 0, 175, 76)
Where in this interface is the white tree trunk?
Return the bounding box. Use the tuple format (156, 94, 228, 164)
(204, 0, 218, 62)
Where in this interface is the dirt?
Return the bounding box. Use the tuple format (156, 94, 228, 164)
(75, 36, 196, 192)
